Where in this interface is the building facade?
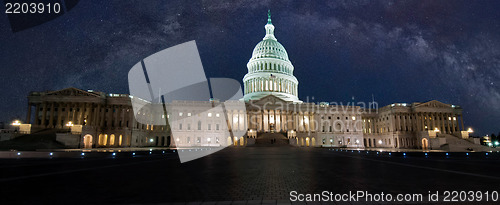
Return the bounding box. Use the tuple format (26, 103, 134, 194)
(21, 12, 482, 151)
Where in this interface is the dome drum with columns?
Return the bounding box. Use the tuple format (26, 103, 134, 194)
(243, 11, 301, 103)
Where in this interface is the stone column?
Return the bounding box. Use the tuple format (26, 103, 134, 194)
(446, 113, 453, 134)
(432, 113, 437, 130)
(460, 114, 464, 131)
(451, 114, 456, 133)
(302, 112, 306, 132)
(71, 103, 77, 123)
(420, 113, 425, 131)
(268, 110, 272, 130)
(94, 104, 101, 127)
(41, 102, 48, 127)
(65, 103, 71, 125)
(440, 113, 445, 133)
(56, 103, 63, 128)
(121, 107, 126, 128)
(34, 103, 40, 125)
(100, 105, 106, 127)
(26, 103, 32, 124)
(425, 113, 430, 130)
(395, 114, 399, 131)
(261, 110, 264, 131)
(48, 102, 55, 128)
(116, 105, 121, 127)
(84, 103, 90, 126)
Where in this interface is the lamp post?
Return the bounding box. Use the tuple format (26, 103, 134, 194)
(66, 121, 74, 132)
(11, 120, 21, 126)
(467, 128, 473, 133)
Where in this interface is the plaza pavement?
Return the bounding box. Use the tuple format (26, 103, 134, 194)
(0, 146, 499, 204)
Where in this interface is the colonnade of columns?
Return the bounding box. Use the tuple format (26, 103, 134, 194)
(26, 102, 139, 130)
(363, 112, 465, 134)
(248, 61, 292, 75)
(393, 112, 464, 134)
(244, 77, 297, 96)
(246, 110, 314, 133)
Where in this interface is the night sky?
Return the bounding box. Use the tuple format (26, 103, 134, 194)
(0, 0, 499, 135)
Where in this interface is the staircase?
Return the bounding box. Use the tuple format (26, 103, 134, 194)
(251, 132, 289, 147)
(438, 133, 491, 152)
(0, 129, 66, 151)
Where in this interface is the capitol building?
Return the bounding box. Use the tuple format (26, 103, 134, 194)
(15, 12, 486, 152)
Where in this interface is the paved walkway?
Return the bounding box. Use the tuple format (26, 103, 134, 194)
(1, 146, 499, 204)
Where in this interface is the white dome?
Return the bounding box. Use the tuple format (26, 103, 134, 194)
(242, 11, 301, 103)
(250, 39, 290, 62)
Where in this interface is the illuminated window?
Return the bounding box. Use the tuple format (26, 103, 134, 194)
(208, 113, 212, 117)
(352, 116, 356, 120)
(109, 134, 115, 146)
(187, 113, 191, 117)
(179, 112, 183, 116)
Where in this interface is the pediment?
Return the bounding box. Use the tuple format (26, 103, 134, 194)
(46, 87, 101, 97)
(251, 94, 289, 105)
(415, 100, 452, 108)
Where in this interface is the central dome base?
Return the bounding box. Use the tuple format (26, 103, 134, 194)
(243, 92, 302, 103)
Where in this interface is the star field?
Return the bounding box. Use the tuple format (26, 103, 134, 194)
(0, 0, 498, 135)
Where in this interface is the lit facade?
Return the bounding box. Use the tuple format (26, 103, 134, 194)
(21, 12, 487, 151)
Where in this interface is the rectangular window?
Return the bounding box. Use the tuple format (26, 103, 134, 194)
(179, 123, 182, 130)
(208, 124, 211, 130)
(216, 124, 220, 130)
(188, 124, 191, 130)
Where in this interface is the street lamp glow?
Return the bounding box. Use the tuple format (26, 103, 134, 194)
(66, 121, 74, 127)
(434, 127, 439, 132)
(467, 128, 473, 133)
(378, 140, 382, 144)
(149, 139, 154, 142)
(11, 120, 21, 126)
(495, 141, 499, 146)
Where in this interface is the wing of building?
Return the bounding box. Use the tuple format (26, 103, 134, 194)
(12, 12, 488, 152)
